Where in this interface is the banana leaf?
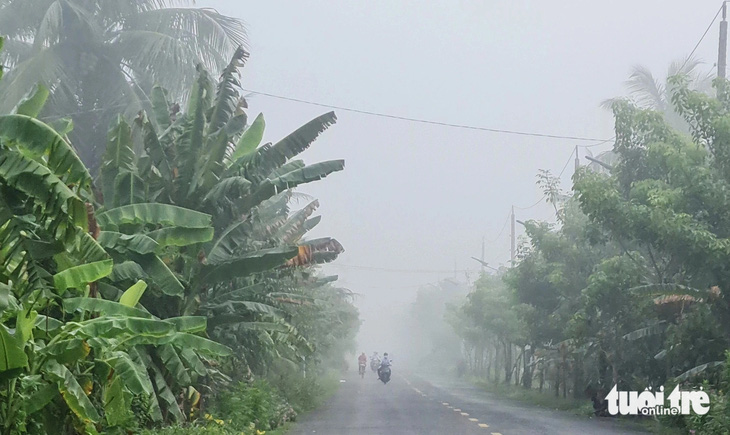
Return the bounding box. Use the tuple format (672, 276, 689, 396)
(145, 226, 214, 248)
(229, 112, 265, 163)
(0, 148, 88, 232)
(44, 360, 100, 424)
(109, 261, 148, 282)
(103, 374, 132, 426)
(96, 203, 211, 229)
(0, 324, 27, 380)
(104, 351, 155, 396)
(119, 280, 147, 307)
(199, 246, 298, 284)
(675, 361, 724, 381)
(98, 231, 158, 255)
(0, 114, 91, 186)
(25, 383, 59, 416)
(13, 83, 49, 117)
(53, 259, 113, 291)
(158, 344, 192, 386)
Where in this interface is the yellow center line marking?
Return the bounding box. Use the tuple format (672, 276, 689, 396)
(469, 418, 479, 422)
(478, 423, 489, 428)
(460, 412, 469, 416)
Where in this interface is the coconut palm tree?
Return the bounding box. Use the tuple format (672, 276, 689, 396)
(602, 57, 713, 132)
(0, 0, 246, 173)
(590, 57, 715, 173)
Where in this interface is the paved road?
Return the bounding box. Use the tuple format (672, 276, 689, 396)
(290, 370, 648, 435)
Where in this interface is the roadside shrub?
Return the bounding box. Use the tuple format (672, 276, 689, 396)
(210, 380, 295, 432)
(268, 370, 342, 414)
(659, 351, 730, 434)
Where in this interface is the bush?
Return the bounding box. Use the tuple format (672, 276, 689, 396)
(210, 380, 295, 432)
(659, 351, 730, 434)
(140, 372, 338, 434)
(141, 426, 231, 435)
(267, 371, 340, 414)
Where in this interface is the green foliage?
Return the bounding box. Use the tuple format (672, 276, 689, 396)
(449, 72, 730, 434)
(0, 324, 27, 378)
(658, 353, 730, 434)
(267, 370, 340, 414)
(0, 30, 357, 435)
(0, 0, 247, 172)
(211, 380, 295, 431)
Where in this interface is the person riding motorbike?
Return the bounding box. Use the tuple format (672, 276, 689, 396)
(370, 352, 380, 372)
(357, 352, 367, 377)
(377, 352, 392, 379)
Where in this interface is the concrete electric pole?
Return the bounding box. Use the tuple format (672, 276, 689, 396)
(510, 206, 516, 266)
(720, 2, 727, 78)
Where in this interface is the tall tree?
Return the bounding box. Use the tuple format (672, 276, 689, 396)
(602, 57, 713, 132)
(0, 0, 246, 173)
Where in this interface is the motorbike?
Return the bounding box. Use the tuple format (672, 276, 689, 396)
(378, 365, 391, 384)
(370, 358, 380, 373)
(358, 362, 366, 378)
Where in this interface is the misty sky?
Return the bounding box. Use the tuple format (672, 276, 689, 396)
(199, 0, 725, 353)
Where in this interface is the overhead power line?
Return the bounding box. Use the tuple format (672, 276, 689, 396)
(486, 211, 512, 243)
(327, 264, 471, 274)
(580, 137, 615, 148)
(514, 196, 545, 211)
(679, 3, 725, 72)
(242, 88, 611, 142)
(41, 89, 614, 145)
(558, 147, 576, 177)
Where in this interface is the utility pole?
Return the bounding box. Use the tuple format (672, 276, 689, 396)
(510, 206, 516, 266)
(720, 2, 727, 78)
(574, 145, 580, 172)
(481, 236, 485, 273)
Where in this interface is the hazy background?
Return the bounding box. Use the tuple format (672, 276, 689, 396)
(198, 0, 724, 358)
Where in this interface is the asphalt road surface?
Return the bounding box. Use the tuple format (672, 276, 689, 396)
(290, 370, 648, 435)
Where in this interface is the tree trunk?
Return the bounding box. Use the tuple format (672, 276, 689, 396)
(486, 345, 493, 380)
(562, 351, 568, 398)
(572, 355, 584, 399)
(504, 341, 513, 384)
(86, 202, 100, 299)
(513, 347, 523, 386)
(493, 342, 500, 382)
(522, 345, 533, 389)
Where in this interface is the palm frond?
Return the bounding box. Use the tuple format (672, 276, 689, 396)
(0, 0, 57, 40)
(0, 43, 71, 112)
(123, 7, 246, 72)
(668, 56, 703, 78)
(33, 0, 64, 49)
(626, 65, 665, 110)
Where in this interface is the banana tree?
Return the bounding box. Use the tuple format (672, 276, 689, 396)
(98, 49, 346, 325)
(0, 74, 228, 433)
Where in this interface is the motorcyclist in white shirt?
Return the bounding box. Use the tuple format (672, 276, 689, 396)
(378, 352, 392, 378)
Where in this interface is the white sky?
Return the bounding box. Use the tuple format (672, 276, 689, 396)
(199, 0, 726, 352)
